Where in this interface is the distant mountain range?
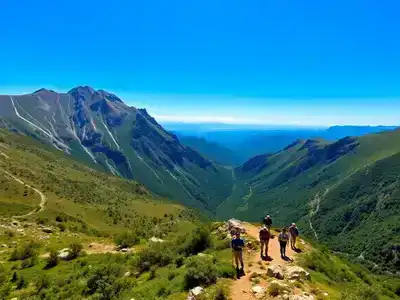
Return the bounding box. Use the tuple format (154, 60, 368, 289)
(216, 130, 400, 271)
(172, 125, 397, 165)
(0, 87, 232, 212)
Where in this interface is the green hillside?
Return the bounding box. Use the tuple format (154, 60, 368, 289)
(217, 129, 400, 272)
(0, 129, 239, 299)
(0, 88, 233, 214)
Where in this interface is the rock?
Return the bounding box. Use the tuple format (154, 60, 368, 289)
(149, 237, 165, 243)
(187, 286, 204, 299)
(285, 266, 311, 281)
(251, 285, 266, 298)
(124, 271, 131, 277)
(267, 265, 284, 280)
(58, 248, 71, 259)
(42, 227, 53, 233)
(197, 253, 213, 259)
(289, 295, 315, 300)
(323, 292, 329, 296)
(1, 244, 7, 248)
(12, 221, 19, 226)
(120, 248, 129, 252)
(89, 243, 94, 248)
(227, 218, 246, 234)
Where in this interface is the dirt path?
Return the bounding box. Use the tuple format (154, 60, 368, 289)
(230, 223, 298, 300)
(0, 169, 47, 218)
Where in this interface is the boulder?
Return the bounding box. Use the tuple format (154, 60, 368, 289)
(227, 218, 246, 234)
(149, 237, 165, 243)
(251, 285, 266, 298)
(285, 266, 311, 281)
(58, 248, 70, 259)
(124, 271, 131, 277)
(1, 244, 7, 248)
(187, 286, 204, 299)
(267, 265, 284, 279)
(120, 248, 129, 253)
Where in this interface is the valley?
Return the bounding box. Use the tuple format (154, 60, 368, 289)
(0, 89, 399, 299)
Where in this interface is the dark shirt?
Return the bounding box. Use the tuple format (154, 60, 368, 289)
(263, 217, 272, 226)
(231, 238, 244, 251)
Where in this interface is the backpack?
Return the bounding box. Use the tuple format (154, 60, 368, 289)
(259, 228, 270, 240)
(263, 217, 272, 226)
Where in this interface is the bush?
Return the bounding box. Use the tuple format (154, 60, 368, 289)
(115, 231, 140, 248)
(16, 275, 27, 290)
(10, 242, 39, 261)
(35, 275, 50, 291)
(137, 243, 174, 272)
(268, 282, 286, 297)
(46, 249, 59, 268)
(86, 263, 128, 299)
(58, 223, 66, 232)
(69, 242, 83, 259)
(216, 263, 236, 279)
(178, 226, 212, 256)
(184, 256, 217, 289)
(20, 255, 37, 269)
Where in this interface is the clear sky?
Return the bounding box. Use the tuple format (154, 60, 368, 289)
(1, 0, 400, 126)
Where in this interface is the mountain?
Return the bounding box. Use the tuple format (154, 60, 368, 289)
(217, 129, 400, 272)
(174, 134, 243, 165)
(0, 122, 399, 300)
(0, 87, 232, 212)
(168, 126, 397, 164)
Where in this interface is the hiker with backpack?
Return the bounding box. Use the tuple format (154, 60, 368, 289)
(288, 223, 299, 250)
(259, 225, 270, 258)
(278, 228, 289, 258)
(231, 231, 245, 273)
(262, 215, 272, 231)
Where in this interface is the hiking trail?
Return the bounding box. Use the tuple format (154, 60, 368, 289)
(230, 223, 303, 300)
(0, 169, 47, 219)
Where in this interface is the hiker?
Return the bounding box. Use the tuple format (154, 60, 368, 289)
(263, 215, 272, 231)
(289, 223, 299, 250)
(278, 228, 289, 258)
(259, 225, 270, 258)
(231, 231, 245, 271)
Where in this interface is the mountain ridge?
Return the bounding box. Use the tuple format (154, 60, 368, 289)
(0, 87, 233, 212)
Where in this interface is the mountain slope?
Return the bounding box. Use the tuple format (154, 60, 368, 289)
(217, 129, 400, 271)
(0, 88, 232, 212)
(174, 134, 243, 165)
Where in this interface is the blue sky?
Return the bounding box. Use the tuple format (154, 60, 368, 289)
(1, 0, 400, 126)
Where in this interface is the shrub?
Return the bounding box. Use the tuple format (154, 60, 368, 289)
(46, 249, 59, 268)
(35, 275, 50, 291)
(216, 263, 236, 279)
(214, 284, 229, 300)
(58, 223, 66, 232)
(10, 242, 39, 261)
(16, 275, 27, 289)
(20, 255, 37, 269)
(86, 263, 128, 299)
(137, 243, 174, 272)
(11, 271, 18, 282)
(178, 226, 212, 256)
(115, 231, 140, 248)
(268, 282, 285, 297)
(69, 242, 83, 259)
(184, 256, 217, 289)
